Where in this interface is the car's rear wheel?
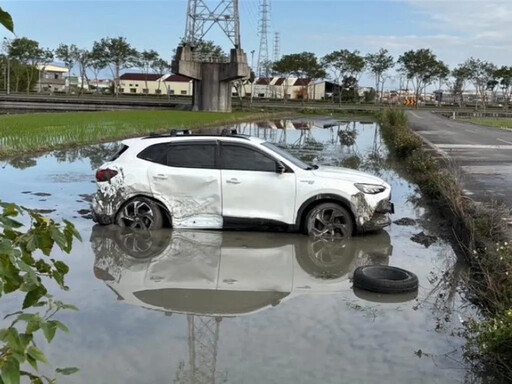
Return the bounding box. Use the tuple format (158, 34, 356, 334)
(305, 202, 353, 238)
(116, 197, 163, 230)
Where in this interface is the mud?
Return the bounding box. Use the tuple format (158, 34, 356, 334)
(411, 231, 438, 248)
(394, 217, 417, 226)
(0, 117, 484, 384)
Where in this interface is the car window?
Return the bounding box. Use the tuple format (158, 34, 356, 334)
(221, 144, 277, 172)
(166, 144, 216, 169)
(137, 143, 167, 164)
(138, 142, 216, 169)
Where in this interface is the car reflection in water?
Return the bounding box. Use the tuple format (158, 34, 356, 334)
(91, 226, 393, 317)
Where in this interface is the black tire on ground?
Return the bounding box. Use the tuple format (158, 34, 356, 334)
(304, 202, 354, 238)
(352, 265, 418, 294)
(116, 197, 164, 230)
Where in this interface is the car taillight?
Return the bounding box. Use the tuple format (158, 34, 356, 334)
(96, 169, 118, 182)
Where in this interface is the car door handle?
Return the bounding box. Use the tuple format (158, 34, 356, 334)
(153, 174, 168, 180)
(226, 178, 240, 185)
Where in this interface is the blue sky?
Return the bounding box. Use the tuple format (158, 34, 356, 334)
(2, 1, 512, 88)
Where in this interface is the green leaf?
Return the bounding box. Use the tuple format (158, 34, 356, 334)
(22, 286, 47, 309)
(40, 321, 57, 342)
(27, 346, 48, 364)
(55, 367, 79, 375)
(52, 320, 69, 333)
(0, 7, 14, 33)
(53, 261, 69, 275)
(1, 358, 20, 384)
(26, 354, 38, 371)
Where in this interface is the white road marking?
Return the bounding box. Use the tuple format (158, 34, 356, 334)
(410, 112, 423, 119)
(497, 138, 512, 145)
(436, 144, 512, 149)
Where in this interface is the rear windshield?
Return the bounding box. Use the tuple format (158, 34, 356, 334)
(110, 145, 129, 161)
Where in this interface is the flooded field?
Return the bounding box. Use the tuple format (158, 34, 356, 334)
(0, 117, 480, 383)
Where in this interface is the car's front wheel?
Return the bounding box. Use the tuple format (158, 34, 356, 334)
(305, 202, 353, 238)
(116, 197, 163, 230)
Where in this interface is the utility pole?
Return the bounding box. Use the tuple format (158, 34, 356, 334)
(256, 0, 270, 78)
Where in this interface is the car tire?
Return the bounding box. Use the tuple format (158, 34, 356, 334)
(116, 197, 164, 230)
(304, 202, 354, 238)
(352, 265, 418, 294)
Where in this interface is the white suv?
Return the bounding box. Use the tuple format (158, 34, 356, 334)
(92, 129, 393, 237)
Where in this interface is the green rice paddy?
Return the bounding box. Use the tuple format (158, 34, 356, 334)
(0, 110, 270, 157)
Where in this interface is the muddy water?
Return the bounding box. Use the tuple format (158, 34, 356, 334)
(0, 117, 478, 383)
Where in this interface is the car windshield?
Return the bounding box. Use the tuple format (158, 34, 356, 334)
(262, 142, 316, 170)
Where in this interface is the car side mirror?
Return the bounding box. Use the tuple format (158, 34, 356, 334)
(276, 162, 286, 174)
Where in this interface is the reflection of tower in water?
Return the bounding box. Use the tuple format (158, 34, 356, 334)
(174, 315, 225, 384)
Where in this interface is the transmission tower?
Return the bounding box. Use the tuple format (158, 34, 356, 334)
(273, 32, 280, 63)
(257, 0, 271, 78)
(184, 0, 241, 48)
(174, 315, 225, 384)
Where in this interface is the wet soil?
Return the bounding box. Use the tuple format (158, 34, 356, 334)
(0, 118, 482, 384)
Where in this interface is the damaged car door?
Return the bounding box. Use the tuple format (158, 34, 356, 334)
(220, 143, 296, 226)
(141, 141, 222, 228)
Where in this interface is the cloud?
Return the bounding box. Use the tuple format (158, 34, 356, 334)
(312, 1, 512, 68)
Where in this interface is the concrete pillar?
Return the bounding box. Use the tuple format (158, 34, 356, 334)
(172, 45, 250, 113)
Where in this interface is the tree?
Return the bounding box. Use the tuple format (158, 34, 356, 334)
(450, 65, 472, 106)
(495, 66, 512, 108)
(365, 48, 394, 103)
(152, 58, 171, 96)
(432, 60, 449, 105)
(76, 49, 90, 96)
(322, 49, 365, 105)
(461, 58, 497, 109)
(8, 38, 51, 94)
(55, 44, 79, 93)
(398, 48, 439, 107)
(89, 42, 108, 94)
(38, 48, 54, 93)
(192, 40, 224, 61)
(273, 55, 296, 103)
(93, 37, 139, 98)
(138, 49, 159, 95)
(273, 52, 325, 103)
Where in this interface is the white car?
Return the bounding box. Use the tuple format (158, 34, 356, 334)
(92, 129, 393, 237)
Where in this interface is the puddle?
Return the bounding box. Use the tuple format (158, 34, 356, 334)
(0, 117, 483, 383)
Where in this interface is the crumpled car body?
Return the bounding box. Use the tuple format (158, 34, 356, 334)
(92, 134, 393, 234)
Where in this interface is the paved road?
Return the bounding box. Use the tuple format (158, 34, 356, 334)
(407, 111, 512, 217)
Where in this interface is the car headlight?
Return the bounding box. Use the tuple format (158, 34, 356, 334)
(355, 183, 386, 194)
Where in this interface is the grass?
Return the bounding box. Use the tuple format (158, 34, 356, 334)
(467, 118, 512, 130)
(0, 110, 287, 157)
(379, 109, 512, 379)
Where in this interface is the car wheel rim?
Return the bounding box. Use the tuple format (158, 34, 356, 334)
(118, 200, 155, 230)
(310, 207, 350, 238)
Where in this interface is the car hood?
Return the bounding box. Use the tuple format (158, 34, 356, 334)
(311, 166, 387, 185)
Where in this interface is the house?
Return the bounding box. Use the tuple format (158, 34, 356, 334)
(310, 81, 341, 100)
(36, 64, 68, 92)
(164, 74, 193, 96)
(119, 73, 165, 95)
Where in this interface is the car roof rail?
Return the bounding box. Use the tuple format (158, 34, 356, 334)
(170, 129, 192, 137)
(221, 128, 238, 136)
